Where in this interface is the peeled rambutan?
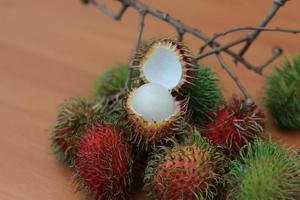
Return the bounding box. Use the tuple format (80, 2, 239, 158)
(203, 96, 265, 156)
(124, 38, 196, 149)
(144, 130, 226, 200)
(133, 37, 195, 93)
(125, 83, 188, 150)
(50, 97, 94, 165)
(74, 123, 133, 200)
(227, 139, 300, 200)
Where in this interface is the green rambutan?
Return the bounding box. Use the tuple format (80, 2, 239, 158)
(74, 123, 133, 200)
(227, 139, 300, 200)
(144, 130, 226, 200)
(263, 55, 300, 130)
(186, 64, 222, 123)
(203, 96, 265, 156)
(92, 64, 128, 99)
(50, 97, 94, 165)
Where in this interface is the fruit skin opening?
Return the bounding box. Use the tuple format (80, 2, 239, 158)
(130, 83, 178, 122)
(135, 37, 195, 92)
(125, 84, 187, 150)
(143, 47, 183, 90)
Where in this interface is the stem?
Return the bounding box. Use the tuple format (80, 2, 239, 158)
(216, 53, 252, 102)
(125, 11, 146, 90)
(234, 0, 288, 63)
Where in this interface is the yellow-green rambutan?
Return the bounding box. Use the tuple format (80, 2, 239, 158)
(227, 139, 300, 200)
(187, 64, 222, 123)
(92, 64, 128, 99)
(50, 97, 94, 165)
(263, 55, 300, 130)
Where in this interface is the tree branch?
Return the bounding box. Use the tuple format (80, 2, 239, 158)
(125, 11, 146, 90)
(199, 26, 300, 55)
(85, 0, 300, 103)
(90, 0, 128, 20)
(215, 52, 252, 103)
(91, 0, 264, 74)
(255, 47, 283, 73)
(234, 0, 289, 63)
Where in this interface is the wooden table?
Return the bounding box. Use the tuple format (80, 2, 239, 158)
(0, 0, 299, 199)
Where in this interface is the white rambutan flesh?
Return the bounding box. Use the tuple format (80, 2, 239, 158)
(136, 38, 195, 92)
(143, 47, 182, 90)
(130, 83, 177, 122)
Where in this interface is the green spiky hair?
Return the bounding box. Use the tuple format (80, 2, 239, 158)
(144, 130, 226, 200)
(227, 139, 300, 200)
(50, 97, 97, 165)
(263, 55, 300, 130)
(187, 64, 222, 123)
(92, 64, 128, 99)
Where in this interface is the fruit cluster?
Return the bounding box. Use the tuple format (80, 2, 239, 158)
(51, 38, 300, 200)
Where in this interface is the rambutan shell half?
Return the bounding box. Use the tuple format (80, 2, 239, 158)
(133, 37, 196, 93)
(125, 83, 188, 149)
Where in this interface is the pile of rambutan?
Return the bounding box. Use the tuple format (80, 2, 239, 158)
(50, 37, 300, 200)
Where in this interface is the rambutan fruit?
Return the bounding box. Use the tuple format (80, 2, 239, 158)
(125, 82, 188, 150)
(227, 139, 300, 200)
(263, 55, 300, 130)
(186, 64, 222, 123)
(92, 64, 128, 99)
(123, 38, 197, 149)
(203, 96, 265, 156)
(133, 37, 195, 92)
(144, 130, 226, 200)
(74, 123, 133, 200)
(50, 97, 94, 165)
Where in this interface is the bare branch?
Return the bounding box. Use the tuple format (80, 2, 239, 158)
(91, 0, 128, 21)
(86, 0, 300, 103)
(195, 36, 248, 60)
(255, 47, 283, 74)
(199, 26, 300, 54)
(234, 0, 289, 63)
(176, 26, 185, 42)
(90, 0, 299, 75)
(113, 0, 258, 70)
(216, 53, 252, 102)
(125, 11, 146, 90)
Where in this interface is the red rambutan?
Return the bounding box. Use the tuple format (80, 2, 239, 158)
(203, 96, 265, 156)
(144, 131, 225, 200)
(74, 123, 133, 200)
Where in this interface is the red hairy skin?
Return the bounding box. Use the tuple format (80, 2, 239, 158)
(204, 96, 265, 156)
(74, 123, 132, 200)
(149, 144, 222, 200)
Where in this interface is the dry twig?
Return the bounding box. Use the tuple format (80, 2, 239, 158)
(83, 0, 300, 102)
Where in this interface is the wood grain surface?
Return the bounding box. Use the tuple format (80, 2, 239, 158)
(0, 0, 299, 199)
